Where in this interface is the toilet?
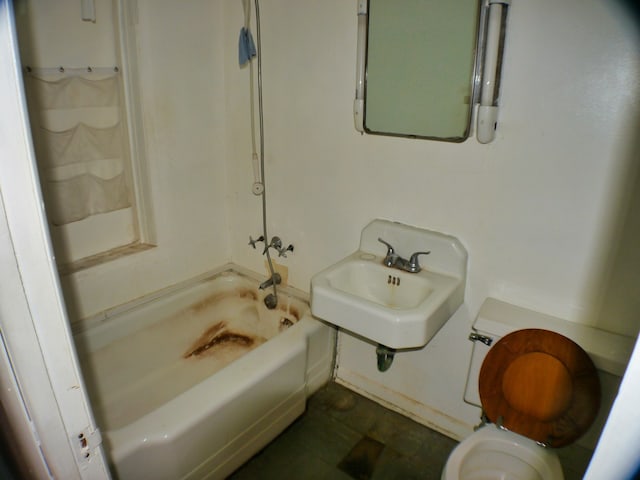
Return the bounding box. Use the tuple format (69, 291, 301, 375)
(442, 298, 630, 480)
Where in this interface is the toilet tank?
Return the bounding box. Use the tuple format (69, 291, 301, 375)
(464, 298, 635, 449)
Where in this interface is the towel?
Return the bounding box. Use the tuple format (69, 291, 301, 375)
(238, 27, 256, 66)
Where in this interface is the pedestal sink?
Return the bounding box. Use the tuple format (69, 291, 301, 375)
(310, 219, 467, 349)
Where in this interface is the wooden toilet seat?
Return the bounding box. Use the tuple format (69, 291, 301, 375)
(479, 328, 600, 447)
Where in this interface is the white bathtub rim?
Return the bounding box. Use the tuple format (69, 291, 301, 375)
(72, 263, 310, 335)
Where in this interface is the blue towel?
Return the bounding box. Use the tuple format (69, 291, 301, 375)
(238, 27, 256, 66)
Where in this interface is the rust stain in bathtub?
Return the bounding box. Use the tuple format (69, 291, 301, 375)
(189, 288, 258, 314)
(180, 285, 308, 360)
(277, 303, 300, 321)
(277, 303, 301, 331)
(183, 320, 258, 359)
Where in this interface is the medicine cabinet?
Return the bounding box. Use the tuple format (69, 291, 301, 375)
(354, 0, 510, 143)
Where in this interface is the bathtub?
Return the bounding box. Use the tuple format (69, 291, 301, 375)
(73, 265, 335, 480)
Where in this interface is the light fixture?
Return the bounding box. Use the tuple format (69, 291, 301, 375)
(477, 0, 511, 144)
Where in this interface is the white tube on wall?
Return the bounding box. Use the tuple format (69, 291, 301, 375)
(477, 0, 510, 144)
(354, 0, 367, 133)
(81, 0, 96, 23)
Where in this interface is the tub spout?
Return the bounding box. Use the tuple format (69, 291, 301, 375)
(259, 272, 281, 290)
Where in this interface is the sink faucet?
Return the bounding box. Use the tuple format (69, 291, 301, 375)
(378, 238, 430, 273)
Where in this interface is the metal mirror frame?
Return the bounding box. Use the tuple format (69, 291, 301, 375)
(354, 0, 509, 144)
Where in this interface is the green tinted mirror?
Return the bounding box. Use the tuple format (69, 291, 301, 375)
(364, 0, 482, 142)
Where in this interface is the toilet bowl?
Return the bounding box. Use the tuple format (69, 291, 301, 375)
(442, 424, 563, 480)
(441, 298, 617, 480)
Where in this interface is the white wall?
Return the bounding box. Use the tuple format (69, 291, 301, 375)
(224, 0, 640, 439)
(14, 0, 118, 66)
(1, 3, 111, 475)
(14, 0, 232, 320)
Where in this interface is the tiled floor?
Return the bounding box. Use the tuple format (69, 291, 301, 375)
(230, 382, 592, 479)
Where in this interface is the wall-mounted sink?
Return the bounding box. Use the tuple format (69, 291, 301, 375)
(310, 219, 467, 349)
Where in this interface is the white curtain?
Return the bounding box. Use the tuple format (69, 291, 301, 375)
(26, 73, 131, 226)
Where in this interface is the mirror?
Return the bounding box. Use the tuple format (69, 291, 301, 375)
(360, 0, 484, 142)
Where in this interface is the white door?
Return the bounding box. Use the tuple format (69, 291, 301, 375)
(0, 2, 110, 478)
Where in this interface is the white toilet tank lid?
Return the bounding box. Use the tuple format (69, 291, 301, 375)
(473, 298, 635, 377)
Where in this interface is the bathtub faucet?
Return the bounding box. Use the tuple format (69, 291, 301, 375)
(264, 236, 295, 258)
(250, 235, 294, 258)
(259, 272, 281, 290)
(248, 235, 265, 249)
(277, 243, 294, 258)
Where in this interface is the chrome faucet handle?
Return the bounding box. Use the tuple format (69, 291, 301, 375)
(249, 235, 265, 249)
(270, 236, 283, 249)
(377, 238, 396, 266)
(407, 251, 430, 273)
(278, 244, 294, 258)
(377, 237, 395, 255)
(263, 236, 283, 255)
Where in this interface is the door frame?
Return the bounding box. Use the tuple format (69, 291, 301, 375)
(0, 2, 110, 478)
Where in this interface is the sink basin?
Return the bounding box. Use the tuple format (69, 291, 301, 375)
(310, 220, 467, 349)
(323, 255, 434, 310)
